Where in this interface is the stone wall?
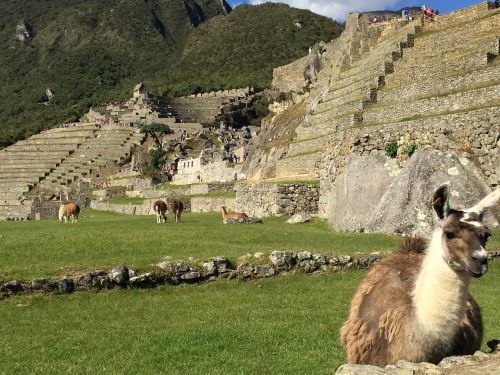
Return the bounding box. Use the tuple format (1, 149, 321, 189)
(190, 182, 235, 195)
(191, 197, 236, 213)
(235, 182, 319, 217)
(90, 197, 191, 215)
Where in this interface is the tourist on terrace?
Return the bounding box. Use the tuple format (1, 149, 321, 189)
(403, 8, 410, 21)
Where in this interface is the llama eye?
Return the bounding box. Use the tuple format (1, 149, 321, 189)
(444, 229, 456, 240)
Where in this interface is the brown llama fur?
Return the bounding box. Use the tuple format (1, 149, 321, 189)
(171, 200, 184, 223)
(153, 200, 167, 224)
(220, 206, 248, 223)
(341, 185, 499, 366)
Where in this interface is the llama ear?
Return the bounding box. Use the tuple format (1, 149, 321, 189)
(432, 183, 451, 220)
(467, 188, 500, 218)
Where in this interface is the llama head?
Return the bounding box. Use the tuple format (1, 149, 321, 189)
(432, 184, 499, 278)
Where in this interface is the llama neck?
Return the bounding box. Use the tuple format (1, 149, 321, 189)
(412, 229, 470, 339)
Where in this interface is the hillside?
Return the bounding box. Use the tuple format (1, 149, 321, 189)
(0, 0, 343, 148)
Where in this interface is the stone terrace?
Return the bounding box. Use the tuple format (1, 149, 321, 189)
(275, 15, 422, 178)
(273, 2, 500, 181)
(0, 124, 144, 220)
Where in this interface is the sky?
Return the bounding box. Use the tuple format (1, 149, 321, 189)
(227, 0, 484, 21)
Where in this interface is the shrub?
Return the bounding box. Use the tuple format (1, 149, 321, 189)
(406, 141, 418, 158)
(385, 140, 398, 158)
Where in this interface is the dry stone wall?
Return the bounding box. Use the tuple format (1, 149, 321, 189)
(235, 183, 319, 217)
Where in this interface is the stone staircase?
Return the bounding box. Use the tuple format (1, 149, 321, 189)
(273, 2, 500, 181)
(0, 124, 98, 219)
(275, 16, 422, 178)
(0, 124, 144, 220)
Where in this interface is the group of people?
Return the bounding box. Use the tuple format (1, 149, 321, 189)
(421, 5, 439, 21)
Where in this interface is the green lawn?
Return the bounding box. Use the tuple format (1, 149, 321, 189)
(0, 210, 401, 281)
(0, 263, 499, 375)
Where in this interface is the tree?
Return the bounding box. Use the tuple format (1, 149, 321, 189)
(140, 122, 173, 151)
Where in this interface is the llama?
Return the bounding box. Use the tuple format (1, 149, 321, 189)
(58, 203, 80, 223)
(171, 200, 184, 223)
(220, 206, 248, 224)
(341, 184, 499, 366)
(153, 200, 167, 224)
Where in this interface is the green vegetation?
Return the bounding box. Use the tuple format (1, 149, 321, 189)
(385, 140, 398, 158)
(0, 210, 400, 281)
(406, 141, 418, 157)
(0, 1, 343, 148)
(1, 258, 499, 374)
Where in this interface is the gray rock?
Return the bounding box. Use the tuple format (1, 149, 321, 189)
(31, 279, 48, 290)
(202, 261, 217, 277)
(287, 212, 312, 224)
(91, 275, 113, 289)
(297, 251, 312, 261)
(254, 265, 275, 277)
(180, 271, 201, 281)
(47, 279, 74, 294)
(237, 263, 254, 279)
(329, 154, 394, 233)
(330, 255, 352, 266)
(109, 264, 129, 286)
(299, 259, 319, 273)
(269, 251, 296, 271)
(1, 280, 24, 295)
(313, 254, 328, 265)
(171, 263, 190, 276)
(355, 255, 380, 268)
(212, 256, 231, 274)
(76, 274, 93, 288)
(129, 273, 158, 288)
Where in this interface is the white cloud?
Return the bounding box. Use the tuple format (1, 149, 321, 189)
(249, 0, 402, 20)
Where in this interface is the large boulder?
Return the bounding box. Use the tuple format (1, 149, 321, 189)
(369, 150, 498, 234)
(328, 150, 498, 235)
(329, 155, 395, 232)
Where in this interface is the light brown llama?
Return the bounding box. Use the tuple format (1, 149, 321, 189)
(341, 184, 499, 366)
(220, 206, 248, 224)
(58, 203, 80, 223)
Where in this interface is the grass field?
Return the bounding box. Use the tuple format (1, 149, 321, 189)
(0, 210, 402, 281)
(1, 210, 499, 374)
(0, 263, 499, 375)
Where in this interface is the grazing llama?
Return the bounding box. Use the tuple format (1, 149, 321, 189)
(220, 206, 248, 224)
(58, 203, 80, 223)
(153, 200, 167, 224)
(171, 200, 184, 223)
(341, 184, 499, 366)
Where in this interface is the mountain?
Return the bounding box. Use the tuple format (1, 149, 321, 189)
(0, 0, 342, 148)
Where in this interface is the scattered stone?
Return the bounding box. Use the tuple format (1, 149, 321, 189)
(129, 273, 158, 288)
(330, 255, 352, 266)
(171, 262, 190, 276)
(269, 251, 296, 271)
(237, 263, 254, 279)
(76, 274, 93, 288)
(212, 256, 231, 274)
(313, 254, 328, 265)
(91, 275, 113, 289)
(31, 279, 48, 290)
(254, 265, 275, 277)
(297, 251, 312, 261)
(108, 264, 129, 286)
(202, 261, 217, 277)
(354, 255, 380, 268)
(180, 271, 201, 281)
(287, 212, 312, 224)
(1, 281, 24, 295)
(300, 259, 320, 273)
(47, 279, 74, 294)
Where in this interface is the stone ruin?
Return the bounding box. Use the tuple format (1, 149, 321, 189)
(243, 1, 500, 234)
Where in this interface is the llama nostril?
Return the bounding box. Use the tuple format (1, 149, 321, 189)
(472, 249, 488, 265)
